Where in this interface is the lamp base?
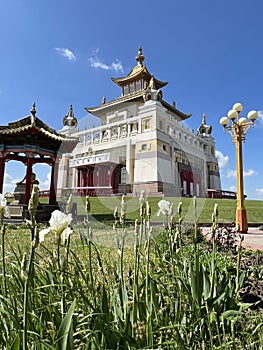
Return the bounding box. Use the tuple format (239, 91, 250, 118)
(236, 208, 248, 233)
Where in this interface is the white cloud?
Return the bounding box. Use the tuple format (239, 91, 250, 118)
(244, 169, 258, 177)
(3, 172, 21, 194)
(229, 185, 236, 192)
(111, 59, 124, 73)
(257, 110, 263, 127)
(39, 171, 51, 190)
(215, 150, 229, 168)
(89, 57, 111, 70)
(54, 47, 76, 61)
(226, 168, 257, 178)
(89, 51, 124, 73)
(226, 169, 236, 178)
(256, 188, 263, 195)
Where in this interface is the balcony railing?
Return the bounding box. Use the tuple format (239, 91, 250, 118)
(69, 152, 120, 167)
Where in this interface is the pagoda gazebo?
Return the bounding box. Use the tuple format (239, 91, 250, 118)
(0, 104, 77, 218)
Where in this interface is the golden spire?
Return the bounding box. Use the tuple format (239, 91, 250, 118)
(63, 104, 78, 127)
(136, 45, 144, 67)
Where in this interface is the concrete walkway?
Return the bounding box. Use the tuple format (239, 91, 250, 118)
(241, 227, 263, 251)
(201, 227, 263, 251)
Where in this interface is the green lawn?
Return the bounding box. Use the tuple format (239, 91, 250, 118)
(2, 196, 263, 348)
(68, 196, 263, 224)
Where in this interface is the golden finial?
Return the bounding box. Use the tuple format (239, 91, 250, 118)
(136, 45, 144, 67)
(63, 104, 78, 127)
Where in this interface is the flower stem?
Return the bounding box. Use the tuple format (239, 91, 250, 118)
(1, 224, 6, 297)
(22, 243, 35, 350)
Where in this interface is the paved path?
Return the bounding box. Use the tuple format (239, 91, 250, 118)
(241, 228, 263, 251)
(201, 227, 263, 251)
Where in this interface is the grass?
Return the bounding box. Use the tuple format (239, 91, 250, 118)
(2, 211, 263, 349)
(64, 196, 263, 224)
(2, 196, 263, 348)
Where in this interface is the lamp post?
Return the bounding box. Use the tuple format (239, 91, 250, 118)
(220, 103, 258, 233)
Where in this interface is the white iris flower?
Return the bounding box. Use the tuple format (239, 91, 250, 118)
(39, 210, 73, 243)
(157, 199, 171, 216)
(0, 194, 10, 219)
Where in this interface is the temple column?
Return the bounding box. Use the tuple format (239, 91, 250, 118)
(86, 167, 90, 196)
(88, 167, 93, 187)
(81, 169, 86, 188)
(77, 168, 81, 188)
(49, 159, 59, 205)
(127, 123, 131, 136)
(86, 167, 90, 187)
(110, 165, 115, 192)
(25, 155, 33, 204)
(97, 166, 101, 187)
(81, 169, 87, 195)
(0, 156, 5, 194)
(126, 141, 131, 184)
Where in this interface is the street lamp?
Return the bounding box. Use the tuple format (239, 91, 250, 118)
(219, 102, 258, 233)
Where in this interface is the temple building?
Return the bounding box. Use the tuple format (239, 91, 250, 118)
(58, 46, 221, 197)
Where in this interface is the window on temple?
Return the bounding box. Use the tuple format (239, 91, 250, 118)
(120, 167, 127, 184)
(135, 80, 141, 91)
(123, 85, 129, 95)
(196, 183, 200, 197)
(142, 117, 151, 131)
(190, 182, 194, 196)
(130, 82, 135, 93)
(183, 181, 187, 196)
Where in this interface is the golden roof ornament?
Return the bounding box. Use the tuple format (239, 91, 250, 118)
(136, 45, 144, 67)
(63, 104, 78, 127)
(197, 114, 212, 135)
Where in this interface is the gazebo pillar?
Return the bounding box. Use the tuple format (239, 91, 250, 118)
(0, 156, 5, 194)
(49, 159, 58, 205)
(25, 156, 33, 204)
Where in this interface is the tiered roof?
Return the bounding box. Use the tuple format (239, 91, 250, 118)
(85, 46, 191, 121)
(111, 45, 168, 90)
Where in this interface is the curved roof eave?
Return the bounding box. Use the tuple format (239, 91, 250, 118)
(111, 65, 167, 89)
(85, 90, 145, 117)
(161, 100, 191, 120)
(0, 116, 78, 143)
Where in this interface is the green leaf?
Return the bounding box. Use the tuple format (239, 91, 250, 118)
(202, 267, 210, 300)
(56, 299, 76, 350)
(252, 322, 263, 335)
(222, 309, 242, 320)
(102, 285, 110, 325)
(10, 334, 20, 350)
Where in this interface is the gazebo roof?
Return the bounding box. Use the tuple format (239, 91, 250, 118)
(0, 104, 78, 154)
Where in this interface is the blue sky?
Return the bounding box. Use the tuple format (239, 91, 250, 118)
(0, 0, 263, 199)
